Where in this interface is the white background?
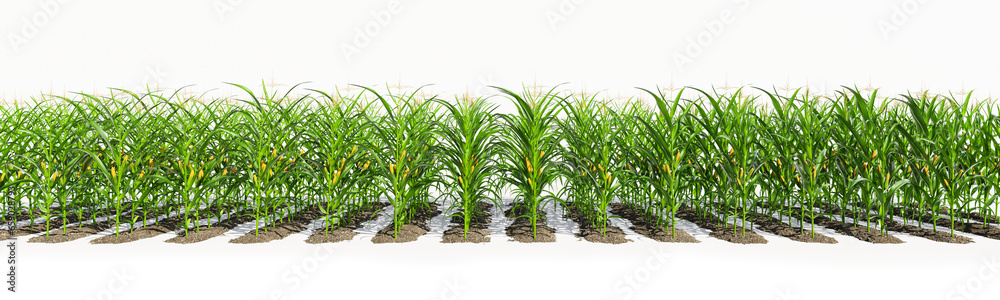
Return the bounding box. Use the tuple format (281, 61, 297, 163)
(3, 1, 1000, 300)
(2, 0, 999, 100)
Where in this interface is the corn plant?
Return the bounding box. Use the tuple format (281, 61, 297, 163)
(688, 88, 762, 237)
(435, 96, 502, 238)
(17, 97, 89, 236)
(303, 89, 375, 235)
(830, 88, 909, 234)
(559, 93, 626, 236)
(2, 82, 998, 245)
(228, 83, 310, 235)
(630, 87, 693, 237)
(364, 86, 441, 239)
(496, 86, 564, 239)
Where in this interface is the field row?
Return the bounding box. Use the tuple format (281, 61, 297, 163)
(3, 198, 999, 245)
(0, 83, 997, 244)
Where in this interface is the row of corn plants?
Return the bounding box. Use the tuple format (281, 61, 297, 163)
(1, 84, 998, 242)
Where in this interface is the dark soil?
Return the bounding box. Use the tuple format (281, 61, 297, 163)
(168, 204, 293, 244)
(91, 204, 231, 244)
(165, 210, 255, 244)
(562, 202, 631, 244)
(967, 211, 1000, 225)
(825, 206, 972, 244)
(737, 208, 837, 244)
(91, 217, 182, 244)
(931, 208, 1000, 226)
(2, 208, 114, 239)
(28, 221, 113, 243)
(442, 201, 494, 244)
(230, 206, 324, 244)
(608, 203, 699, 243)
(504, 204, 556, 243)
(27, 209, 140, 243)
(674, 206, 768, 244)
(306, 202, 388, 244)
(786, 207, 903, 244)
(895, 207, 1000, 240)
(371, 202, 442, 244)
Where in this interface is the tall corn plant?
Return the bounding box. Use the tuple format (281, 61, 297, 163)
(66, 92, 151, 236)
(785, 90, 832, 237)
(153, 95, 236, 236)
(897, 92, 981, 236)
(754, 89, 799, 222)
(967, 99, 996, 225)
(831, 88, 908, 234)
(559, 93, 624, 237)
(228, 82, 309, 236)
(18, 97, 88, 236)
(496, 86, 563, 239)
(632, 87, 692, 237)
(0, 103, 21, 225)
(363, 86, 441, 239)
(303, 90, 375, 235)
(435, 96, 502, 238)
(981, 101, 1000, 226)
(615, 99, 650, 213)
(688, 88, 761, 237)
